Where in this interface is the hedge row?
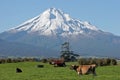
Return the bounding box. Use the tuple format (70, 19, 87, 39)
(0, 58, 39, 64)
(78, 58, 117, 66)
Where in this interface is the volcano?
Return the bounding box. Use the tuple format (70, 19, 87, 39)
(0, 8, 120, 57)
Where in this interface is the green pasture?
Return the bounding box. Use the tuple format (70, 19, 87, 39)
(0, 62, 120, 80)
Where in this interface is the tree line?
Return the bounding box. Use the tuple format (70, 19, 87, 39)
(78, 58, 117, 66)
(0, 57, 40, 64)
(0, 57, 117, 67)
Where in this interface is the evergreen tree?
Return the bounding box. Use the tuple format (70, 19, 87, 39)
(60, 42, 79, 62)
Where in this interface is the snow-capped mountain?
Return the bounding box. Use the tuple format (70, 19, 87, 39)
(9, 8, 99, 36)
(0, 8, 120, 57)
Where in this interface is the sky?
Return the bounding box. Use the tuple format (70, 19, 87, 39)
(0, 0, 120, 36)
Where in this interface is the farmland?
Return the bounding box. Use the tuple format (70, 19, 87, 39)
(0, 62, 120, 80)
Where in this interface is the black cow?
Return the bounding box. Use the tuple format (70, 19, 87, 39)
(37, 65, 44, 68)
(16, 68, 22, 73)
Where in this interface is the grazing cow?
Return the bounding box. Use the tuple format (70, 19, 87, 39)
(54, 61, 66, 67)
(70, 64, 97, 76)
(49, 59, 66, 67)
(37, 65, 44, 68)
(16, 68, 22, 73)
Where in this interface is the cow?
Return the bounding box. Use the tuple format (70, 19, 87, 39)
(49, 59, 66, 67)
(16, 68, 22, 73)
(70, 64, 97, 76)
(54, 61, 66, 67)
(37, 65, 44, 68)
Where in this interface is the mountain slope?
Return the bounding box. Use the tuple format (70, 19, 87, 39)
(0, 8, 120, 57)
(0, 39, 57, 57)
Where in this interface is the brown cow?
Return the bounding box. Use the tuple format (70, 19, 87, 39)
(70, 64, 97, 76)
(49, 59, 66, 67)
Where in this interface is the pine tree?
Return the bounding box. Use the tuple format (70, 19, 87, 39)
(60, 42, 79, 62)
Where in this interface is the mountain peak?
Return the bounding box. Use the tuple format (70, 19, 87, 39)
(40, 8, 66, 22)
(9, 8, 99, 36)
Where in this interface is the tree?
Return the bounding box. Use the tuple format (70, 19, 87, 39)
(60, 42, 79, 62)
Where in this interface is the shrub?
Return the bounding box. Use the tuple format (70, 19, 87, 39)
(41, 58, 48, 63)
(111, 59, 117, 65)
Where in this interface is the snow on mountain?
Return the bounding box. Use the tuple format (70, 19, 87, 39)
(0, 8, 120, 57)
(9, 8, 99, 36)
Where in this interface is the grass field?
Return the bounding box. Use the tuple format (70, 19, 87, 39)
(0, 62, 120, 80)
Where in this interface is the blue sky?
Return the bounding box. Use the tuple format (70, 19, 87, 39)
(0, 0, 120, 35)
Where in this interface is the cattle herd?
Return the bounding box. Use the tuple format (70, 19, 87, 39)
(15, 59, 97, 76)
